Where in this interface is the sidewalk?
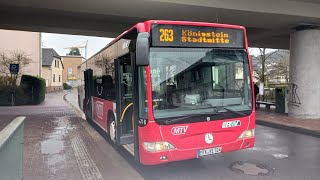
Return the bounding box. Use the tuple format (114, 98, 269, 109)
(0, 91, 143, 180)
(63, 89, 85, 119)
(256, 108, 320, 137)
(63, 90, 143, 180)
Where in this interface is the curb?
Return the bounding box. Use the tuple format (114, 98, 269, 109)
(63, 93, 86, 120)
(256, 119, 320, 138)
(63, 94, 144, 180)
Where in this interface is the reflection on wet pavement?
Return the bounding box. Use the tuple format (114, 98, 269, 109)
(41, 138, 64, 154)
(13, 92, 83, 180)
(273, 153, 289, 160)
(40, 117, 72, 176)
(2, 91, 142, 180)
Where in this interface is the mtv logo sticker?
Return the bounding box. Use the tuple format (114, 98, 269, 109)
(171, 126, 188, 135)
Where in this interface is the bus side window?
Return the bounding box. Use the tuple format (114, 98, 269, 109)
(103, 75, 115, 100)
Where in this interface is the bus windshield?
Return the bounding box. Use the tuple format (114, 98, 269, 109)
(149, 47, 252, 120)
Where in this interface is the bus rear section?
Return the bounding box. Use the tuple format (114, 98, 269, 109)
(82, 20, 255, 165)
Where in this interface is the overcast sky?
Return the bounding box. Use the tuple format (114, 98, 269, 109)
(41, 33, 113, 59)
(249, 48, 278, 56)
(41, 33, 276, 58)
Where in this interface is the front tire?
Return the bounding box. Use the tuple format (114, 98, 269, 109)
(109, 116, 116, 143)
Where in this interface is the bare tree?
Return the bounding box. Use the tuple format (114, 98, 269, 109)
(94, 54, 114, 77)
(251, 48, 282, 101)
(0, 50, 32, 86)
(251, 48, 280, 85)
(251, 48, 290, 102)
(269, 51, 290, 84)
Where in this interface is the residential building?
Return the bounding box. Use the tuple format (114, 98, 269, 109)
(61, 56, 85, 87)
(42, 48, 64, 92)
(0, 29, 41, 77)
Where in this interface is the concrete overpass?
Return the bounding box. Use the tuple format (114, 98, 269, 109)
(1, 0, 320, 49)
(1, 0, 320, 118)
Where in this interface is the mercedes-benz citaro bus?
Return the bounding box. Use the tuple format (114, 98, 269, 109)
(79, 20, 255, 165)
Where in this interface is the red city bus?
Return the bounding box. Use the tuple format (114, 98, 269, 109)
(79, 20, 255, 165)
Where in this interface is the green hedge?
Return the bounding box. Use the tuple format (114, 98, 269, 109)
(0, 85, 29, 106)
(20, 75, 46, 105)
(63, 83, 72, 90)
(0, 85, 14, 106)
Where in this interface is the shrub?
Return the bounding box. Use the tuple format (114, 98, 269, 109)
(20, 75, 46, 105)
(63, 83, 72, 90)
(0, 85, 13, 106)
(0, 85, 29, 106)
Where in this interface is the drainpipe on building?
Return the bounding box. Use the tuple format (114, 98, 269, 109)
(39, 33, 42, 77)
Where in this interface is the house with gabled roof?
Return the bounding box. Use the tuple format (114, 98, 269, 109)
(42, 48, 64, 92)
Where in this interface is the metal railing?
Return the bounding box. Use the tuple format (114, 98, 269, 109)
(0, 117, 25, 180)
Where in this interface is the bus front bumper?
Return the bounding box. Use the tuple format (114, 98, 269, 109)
(139, 137, 255, 165)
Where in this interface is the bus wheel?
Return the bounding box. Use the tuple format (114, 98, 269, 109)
(109, 116, 116, 143)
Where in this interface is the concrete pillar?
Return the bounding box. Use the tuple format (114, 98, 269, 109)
(289, 29, 320, 119)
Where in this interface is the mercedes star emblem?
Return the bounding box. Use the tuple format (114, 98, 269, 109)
(205, 133, 214, 144)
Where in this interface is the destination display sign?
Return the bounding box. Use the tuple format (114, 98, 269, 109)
(151, 24, 244, 48)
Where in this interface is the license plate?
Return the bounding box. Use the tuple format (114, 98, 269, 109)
(197, 147, 222, 157)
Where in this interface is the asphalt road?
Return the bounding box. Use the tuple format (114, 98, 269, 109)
(119, 125, 320, 180)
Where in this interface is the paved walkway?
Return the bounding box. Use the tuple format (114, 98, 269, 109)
(0, 91, 142, 180)
(256, 107, 320, 134)
(63, 89, 85, 119)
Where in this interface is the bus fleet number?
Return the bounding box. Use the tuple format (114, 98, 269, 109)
(159, 28, 174, 42)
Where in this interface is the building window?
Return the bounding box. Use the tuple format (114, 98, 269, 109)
(53, 74, 55, 82)
(59, 75, 61, 82)
(55, 60, 57, 68)
(68, 68, 73, 74)
(57, 60, 59, 68)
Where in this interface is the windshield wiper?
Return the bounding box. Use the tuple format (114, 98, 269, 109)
(215, 106, 247, 116)
(163, 114, 197, 125)
(163, 106, 246, 125)
(163, 112, 216, 125)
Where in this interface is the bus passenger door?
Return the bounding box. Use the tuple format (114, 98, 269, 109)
(83, 69, 94, 122)
(115, 55, 135, 145)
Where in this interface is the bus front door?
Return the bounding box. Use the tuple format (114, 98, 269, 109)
(83, 69, 93, 122)
(115, 54, 135, 146)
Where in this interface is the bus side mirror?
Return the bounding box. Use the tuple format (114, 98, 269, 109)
(136, 32, 150, 66)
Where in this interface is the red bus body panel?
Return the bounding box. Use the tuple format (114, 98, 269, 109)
(139, 113, 255, 165)
(92, 97, 115, 130)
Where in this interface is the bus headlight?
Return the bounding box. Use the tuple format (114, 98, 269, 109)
(143, 141, 175, 152)
(238, 129, 255, 139)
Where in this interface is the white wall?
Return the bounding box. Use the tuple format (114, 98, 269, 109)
(0, 29, 41, 77)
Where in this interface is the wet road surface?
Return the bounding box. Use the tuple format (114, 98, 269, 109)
(2, 91, 319, 180)
(121, 124, 320, 180)
(0, 91, 142, 180)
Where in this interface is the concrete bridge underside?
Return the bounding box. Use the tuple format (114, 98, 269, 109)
(1, 0, 320, 49)
(1, 0, 320, 119)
